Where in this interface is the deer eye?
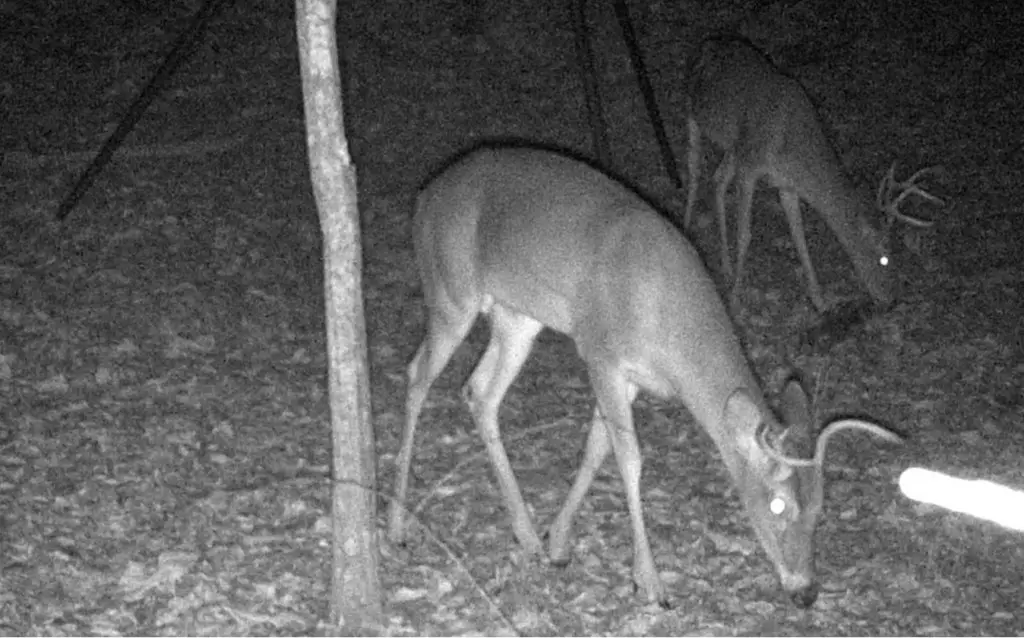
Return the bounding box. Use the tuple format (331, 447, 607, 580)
(879, 254, 890, 267)
(770, 496, 786, 515)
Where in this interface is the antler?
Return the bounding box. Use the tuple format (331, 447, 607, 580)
(757, 422, 816, 467)
(876, 162, 943, 228)
(757, 419, 902, 468)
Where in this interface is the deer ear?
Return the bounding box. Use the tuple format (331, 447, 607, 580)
(778, 378, 813, 443)
(770, 378, 811, 458)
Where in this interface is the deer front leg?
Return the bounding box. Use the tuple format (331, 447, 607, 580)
(547, 404, 612, 565)
(591, 371, 666, 607)
(779, 189, 826, 312)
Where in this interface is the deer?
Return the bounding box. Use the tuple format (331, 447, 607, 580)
(684, 36, 939, 313)
(386, 144, 901, 608)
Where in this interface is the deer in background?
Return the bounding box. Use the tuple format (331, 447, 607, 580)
(387, 145, 901, 608)
(685, 36, 940, 313)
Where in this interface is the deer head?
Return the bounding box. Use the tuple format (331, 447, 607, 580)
(728, 381, 901, 607)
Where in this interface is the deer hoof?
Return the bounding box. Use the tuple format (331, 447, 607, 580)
(632, 581, 671, 609)
(790, 583, 819, 608)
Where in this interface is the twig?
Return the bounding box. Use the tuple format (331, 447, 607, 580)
(56, 0, 233, 222)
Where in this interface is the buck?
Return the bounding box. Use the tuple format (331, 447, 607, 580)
(684, 36, 938, 312)
(387, 145, 901, 607)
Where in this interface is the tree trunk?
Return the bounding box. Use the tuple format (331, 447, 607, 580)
(295, 0, 383, 632)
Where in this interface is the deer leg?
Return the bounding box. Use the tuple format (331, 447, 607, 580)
(390, 308, 479, 543)
(712, 152, 737, 278)
(589, 369, 665, 606)
(547, 403, 612, 565)
(731, 168, 759, 308)
(463, 304, 545, 553)
(779, 190, 826, 312)
(684, 118, 702, 230)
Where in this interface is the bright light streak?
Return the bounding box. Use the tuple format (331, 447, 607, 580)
(899, 467, 1024, 532)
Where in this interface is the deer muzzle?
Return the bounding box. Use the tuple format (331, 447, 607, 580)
(779, 570, 818, 608)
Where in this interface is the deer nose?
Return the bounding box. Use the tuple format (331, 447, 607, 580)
(790, 583, 819, 608)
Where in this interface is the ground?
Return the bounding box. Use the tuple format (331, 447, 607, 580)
(1, 0, 1022, 635)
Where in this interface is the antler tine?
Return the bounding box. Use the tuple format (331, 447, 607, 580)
(890, 206, 935, 228)
(883, 188, 918, 215)
(876, 162, 898, 212)
(756, 422, 818, 468)
(899, 167, 945, 206)
(878, 162, 943, 228)
(904, 165, 943, 190)
(812, 419, 903, 466)
(757, 419, 902, 468)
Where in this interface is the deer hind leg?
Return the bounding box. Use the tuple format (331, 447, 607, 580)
(712, 152, 737, 278)
(389, 302, 480, 543)
(779, 189, 826, 312)
(730, 166, 760, 309)
(462, 303, 545, 553)
(684, 117, 703, 231)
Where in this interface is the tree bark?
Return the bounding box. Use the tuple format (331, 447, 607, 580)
(295, 0, 383, 632)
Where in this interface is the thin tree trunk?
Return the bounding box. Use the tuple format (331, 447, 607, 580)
(295, 0, 383, 631)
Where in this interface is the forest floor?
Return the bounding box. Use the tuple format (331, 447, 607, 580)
(1, 0, 1022, 634)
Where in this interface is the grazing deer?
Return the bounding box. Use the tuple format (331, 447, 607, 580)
(387, 145, 901, 607)
(685, 36, 938, 312)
